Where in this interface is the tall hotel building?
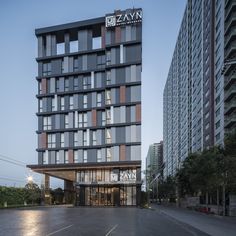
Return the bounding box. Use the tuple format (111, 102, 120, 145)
(163, 0, 226, 177)
(28, 9, 142, 206)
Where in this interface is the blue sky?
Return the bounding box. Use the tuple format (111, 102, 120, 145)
(0, 0, 186, 187)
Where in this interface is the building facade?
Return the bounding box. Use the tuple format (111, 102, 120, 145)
(163, 0, 226, 177)
(28, 8, 142, 206)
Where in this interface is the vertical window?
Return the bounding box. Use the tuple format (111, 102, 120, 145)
(43, 62, 51, 76)
(92, 37, 101, 49)
(74, 77, 79, 90)
(70, 40, 78, 53)
(62, 60, 64, 73)
(83, 130, 87, 146)
(106, 90, 111, 104)
(83, 94, 88, 108)
(97, 54, 105, 69)
(97, 149, 102, 162)
(56, 42, 65, 55)
(106, 109, 111, 124)
(65, 78, 69, 91)
(106, 148, 111, 162)
(102, 111, 106, 126)
(61, 97, 65, 110)
(83, 150, 87, 163)
(52, 98, 56, 111)
(65, 151, 69, 163)
(56, 151, 60, 164)
(73, 58, 79, 72)
(74, 132, 78, 146)
(83, 76, 91, 89)
(106, 51, 111, 65)
(97, 93, 102, 107)
(78, 112, 87, 127)
(43, 116, 52, 130)
(74, 150, 79, 163)
(43, 152, 48, 164)
(69, 96, 74, 109)
(83, 113, 88, 127)
(106, 71, 111, 85)
(106, 129, 111, 144)
(92, 131, 97, 145)
(60, 133, 65, 147)
(56, 78, 60, 92)
(39, 99, 43, 112)
(79, 113, 83, 128)
(47, 134, 56, 148)
(39, 82, 42, 94)
(65, 114, 69, 128)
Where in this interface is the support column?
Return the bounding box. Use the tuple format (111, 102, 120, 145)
(64, 180, 75, 205)
(44, 174, 51, 205)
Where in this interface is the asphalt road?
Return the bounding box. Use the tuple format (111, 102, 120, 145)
(0, 206, 210, 236)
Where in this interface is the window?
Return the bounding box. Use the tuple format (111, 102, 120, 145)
(43, 62, 51, 76)
(83, 131, 87, 146)
(47, 134, 56, 148)
(62, 60, 65, 73)
(74, 77, 79, 90)
(61, 97, 65, 110)
(106, 51, 111, 65)
(83, 150, 87, 163)
(79, 113, 83, 128)
(92, 37, 101, 49)
(78, 113, 87, 127)
(205, 112, 209, 119)
(43, 152, 48, 164)
(74, 150, 79, 163)
(43, 116, 52, 130)
(205, 122, 209, 130)
(69, 96, 73, 109)
(84, 113, 88, 127)
(56, 151, 60, 164)
(39, 82, 42, 94)
(65, 114, 69, 128)
(97, 149, 102, 162)
(73, 58, 79, 72)
(102, 111, 106, 126)
(97, 54, 105, 69)
(70, 40, 78, 53)
(65, 78, 69, 91)
(83, 76, 91, 89)
(216, 107, 220, 117)
(60, 133, 65, 147)
(106, 90, 111, 105)
(216, 133, 220, 141)
(83, 94, 88, 108)
(106, 109, 111, 124)
(97, 93, 102, 107)
(92, 131, 97, 145)
(65, 151, 69, 163)
(52, 98, 56, 111)
(215, 95, 220, 105)
(205, 135, 210, 141)
(106, 129, 111, 144)
(39, 99, 43, 112)
(74, 132, 78, 146)
(106, 71, 111, 85)
(57, 42, 65, 55)
(215, 120, 220, 129)
(56, 78, 60, 92)
(106, 148, 111, 162)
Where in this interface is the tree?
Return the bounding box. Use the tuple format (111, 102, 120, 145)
(24, 182, 41, 204)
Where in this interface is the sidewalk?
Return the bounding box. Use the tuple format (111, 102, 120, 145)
(151, 204, 236, 236)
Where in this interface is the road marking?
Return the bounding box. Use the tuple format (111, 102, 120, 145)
(46, 224, 73, 236)
(105, 224, 118, 236)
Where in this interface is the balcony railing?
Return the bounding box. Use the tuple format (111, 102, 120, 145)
(225, 28, 236, 49)
(225, 100, 236, 115)
(225, 71, 236, 89)
(225, 12, 236, 35)
(225, 0, 236, 22)
(225, 114, 236, 128)
(225, 42, 236, 60)
(225, 84, 236, 102)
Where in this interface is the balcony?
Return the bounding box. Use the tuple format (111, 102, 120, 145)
(225, 114, 236, 128)
(224, 84, 236, 102)
(225, 100, 236, 115)
(225, 12, 236, 35)
(225, 42, 236, 60)
(225, 71, 236, 89)
(225, 28, 236, 49)
(225, 0, 236, 22)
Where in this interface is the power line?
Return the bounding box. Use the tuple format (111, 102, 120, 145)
(0, 154, 27, 165)
(0, 158, 26, 168)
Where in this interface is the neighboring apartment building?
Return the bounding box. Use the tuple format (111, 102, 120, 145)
(163, 0, 226, 177)
(28, 8, 142, 206)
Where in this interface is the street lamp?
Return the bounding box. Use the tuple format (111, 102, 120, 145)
(27, 175, 33, 183)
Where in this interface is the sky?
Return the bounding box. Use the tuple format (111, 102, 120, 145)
(0, 0, 186, 188)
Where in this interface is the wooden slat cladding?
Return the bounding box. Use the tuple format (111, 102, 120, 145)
(41, 78, 47, 94)
(68, 150, 74, 163)
(120, 86, 126, 103)
(119, 145, 126, 161)
(136, 104, 141, 122)
(101, 26, 106, 48)
(92, 109, 97, 126)
(41, 133, 47, 149)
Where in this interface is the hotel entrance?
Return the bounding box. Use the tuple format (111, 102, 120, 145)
(76, 185, 138, 206)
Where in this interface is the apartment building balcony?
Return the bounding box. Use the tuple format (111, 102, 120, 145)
(225, 28, 236, 49)
(225, 41, 236, 60)
(225, 114, 236, 128)
(224, 84, 236, 102)
(225, 99, 236, 115)
(225, 11, 236, 35)
(225, 0, 236, 23)
(225, 71, 236, 90)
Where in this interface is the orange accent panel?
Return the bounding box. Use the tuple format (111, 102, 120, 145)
(120, 145, 126, 161)
(68, 150, 74, 163)
(120, 86, 126, 103)
(92, 110, 97, 126)
(42, 78, 47, 94)
(41, 133, 47, 149)
(136, 104, 141, 122)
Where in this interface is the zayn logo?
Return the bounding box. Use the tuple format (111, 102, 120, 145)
(106, 15, 116, 27)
